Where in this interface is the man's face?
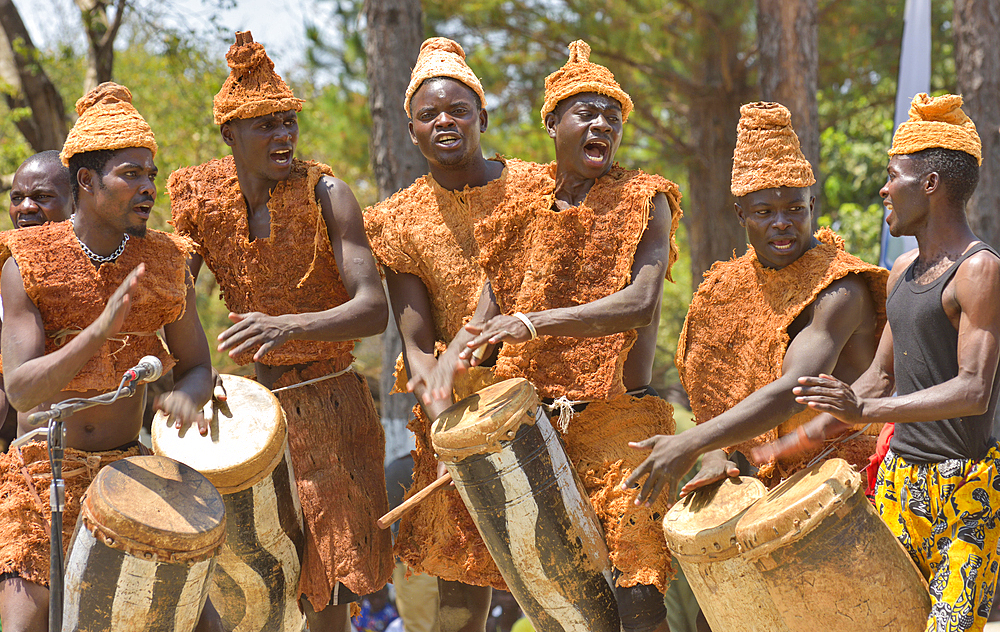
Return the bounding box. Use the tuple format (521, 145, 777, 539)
(545, 92, 623, 181)
(408, 78, 486, 170)
(8, 160, 73, 228)
(736, 186, 815, 269)
(222, 110, 299, 182)
(880, 155, 928, 238)
(78, 147, 157, 238)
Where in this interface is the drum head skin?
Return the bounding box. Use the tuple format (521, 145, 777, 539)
(663, 476, 766, 561)
(152, 374, 287, 492)
(82, 455, 226, 558)
(736, 458, 860, 558)
(432, 378, 539, 463)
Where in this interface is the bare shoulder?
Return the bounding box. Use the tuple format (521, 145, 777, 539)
(809, 272, 874, 323)
(887, 248, 918, 289)
(315, 174, 363, 233)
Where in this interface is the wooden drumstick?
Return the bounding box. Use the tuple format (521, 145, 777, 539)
(377, 471, 453, 530)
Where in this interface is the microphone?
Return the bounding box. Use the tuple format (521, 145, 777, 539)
(123, 356, 164, 384)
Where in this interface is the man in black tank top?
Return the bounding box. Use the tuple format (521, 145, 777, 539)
(761, 93, 1000, 632)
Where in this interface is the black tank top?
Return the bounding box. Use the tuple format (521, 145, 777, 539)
(887, 242, 1000, 462)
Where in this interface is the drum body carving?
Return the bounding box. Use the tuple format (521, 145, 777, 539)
(663, 477, 788, 632)
(153, 374, 306, 632)
(432, 378, 619, 632)
(63, 455, 226, 632)
(735, 458, 931, 631)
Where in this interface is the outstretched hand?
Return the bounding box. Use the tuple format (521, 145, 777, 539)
(459, 316, 530, 365)
(793, 374, 865, 423)
(217, 312, 293, 361)
(622, 434, 700, 508)
(679, 449, 740, 498)
(95, 264, 145, 339)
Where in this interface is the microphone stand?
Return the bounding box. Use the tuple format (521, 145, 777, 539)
(14, 375, 142, 632)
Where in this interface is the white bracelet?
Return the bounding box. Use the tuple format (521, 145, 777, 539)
(513, 312, 538, 340)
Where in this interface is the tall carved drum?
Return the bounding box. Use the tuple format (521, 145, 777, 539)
(431, 378, 619, 632)
(153, 374, 306, 632)
(735, 458, 931, 631)
(663, 477, 788, 632)
(63, 455, 226, 632)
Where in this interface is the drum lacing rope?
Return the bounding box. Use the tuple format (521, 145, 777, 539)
(804, 423, 874, 469)
(543, 387, 649, 433)
(271, 363, 354, 393)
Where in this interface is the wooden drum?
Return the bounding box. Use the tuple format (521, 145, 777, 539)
(153, 374, 306, 632)
(663, 477, 788, 632)
(63, 455, 226, 632)
(734, 458, 931, 631)
(432, 378, 619, 632)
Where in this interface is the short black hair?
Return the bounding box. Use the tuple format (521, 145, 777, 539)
(67, 149, 117, 202)
(18, 150, 71, 186)
(411, 76, 482, 114)
(909, 147, 980, 206)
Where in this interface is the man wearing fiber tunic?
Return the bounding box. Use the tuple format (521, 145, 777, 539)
(168, 32, 392, 632)
(624, 102, 888, 505)
(0, 82, 216, 632)
(440, 40, 682, 632)
(768, 93, 1000, 632)
(365, 37, 549, 632)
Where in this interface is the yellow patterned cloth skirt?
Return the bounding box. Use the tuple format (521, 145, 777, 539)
(874, 443, 1000, 632)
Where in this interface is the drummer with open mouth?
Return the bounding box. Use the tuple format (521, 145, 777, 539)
(0, 82, 217, 632)
(424, 40, 683, 632)
(624, 101, 888, 502)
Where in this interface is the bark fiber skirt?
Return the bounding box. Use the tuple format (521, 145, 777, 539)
(0, 441, 142, 586)
(561, 393, 676, 593)
(393, 366, 507, 590)
(273, 368, 394, 609)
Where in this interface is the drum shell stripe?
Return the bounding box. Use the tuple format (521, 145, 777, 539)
(63, 521, 215, 632)
(211, 448, 306, 632)
(448, 413, 620, 632)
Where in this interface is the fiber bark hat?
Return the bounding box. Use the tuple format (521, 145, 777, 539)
(889, 93, 982, 165)
(403, 37, 486, 118)
(540, 40, 634, 123)
(731, 101, 815, 197)
(213, 30, 303, 125)
(59, 82, 157, 167)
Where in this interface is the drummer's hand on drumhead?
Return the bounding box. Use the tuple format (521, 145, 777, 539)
(211, 367, 227, 403)
(679, 450, 739, 498)
(792, 374, 865, 424)
(217, 312, 293, 361)
(622, 434, 699, 508)
(751, 413, 852, 463)
(155, 390, 210, 436)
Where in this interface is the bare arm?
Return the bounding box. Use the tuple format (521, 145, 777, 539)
(460, 192, 671, 354)
(624, 272, 876, 506)
(1, 257, 144, 412)
(385, 269, 445, 419)
(218, 176, 389, 360)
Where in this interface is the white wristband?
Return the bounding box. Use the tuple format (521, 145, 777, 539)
(513, 312, 538, 340)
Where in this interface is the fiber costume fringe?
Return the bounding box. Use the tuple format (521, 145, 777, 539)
(394, 366, 506, 590)
(213, 31, 303, 126)
(0, 222, 191, 392)
(273, 364, 394, 607)
(676, 228, 889, 486)
(403, 37, 487, 119)
(561, 394, 676, 592)
(730, 102, 815, 198)
(0, 441, 144, 586)
(59, 82, 157, 167)
(889, 93, 982, 164)
(474, 162, 682, 400)
(540, 40, 634, 123)
(169, 155, 355, 367)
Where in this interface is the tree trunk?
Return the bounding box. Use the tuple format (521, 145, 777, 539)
(0, 0, 68, 152)
(684, 39, 754, 279)
(364, 0, 427, 464)
(74, 0, 127, 93)
(954, 0, 1000, 248)
(757, 0, 821, 223)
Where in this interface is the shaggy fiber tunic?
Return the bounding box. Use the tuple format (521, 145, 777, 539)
(474, 163, 683, 592)
(0, 222, 191, 392)
(365, 158, 546, 590)
(169, 156, 392, 607)
(676, 228, 889, 487)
